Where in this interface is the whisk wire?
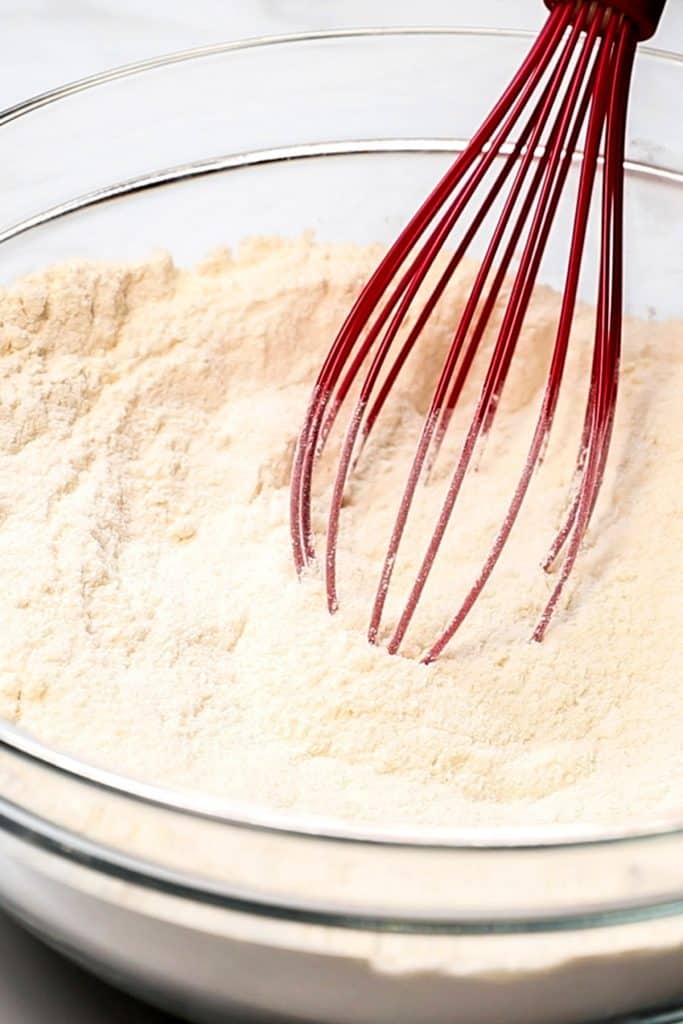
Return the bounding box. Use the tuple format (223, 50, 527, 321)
(534, 21, 636, 640)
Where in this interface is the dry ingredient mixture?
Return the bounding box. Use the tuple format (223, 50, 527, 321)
(0, 235, 680, 829)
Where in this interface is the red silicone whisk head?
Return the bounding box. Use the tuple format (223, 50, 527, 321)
(290, 0, 655, 662)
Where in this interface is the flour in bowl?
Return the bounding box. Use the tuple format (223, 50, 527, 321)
(0, 235, 680, 828)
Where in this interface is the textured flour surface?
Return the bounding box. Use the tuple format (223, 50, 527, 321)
(0, 235, 680, 829)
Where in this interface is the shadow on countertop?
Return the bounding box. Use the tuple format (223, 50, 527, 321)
(0, 909, 181, 1023)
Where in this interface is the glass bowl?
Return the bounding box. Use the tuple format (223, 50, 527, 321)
(0, 23, 681, 1024)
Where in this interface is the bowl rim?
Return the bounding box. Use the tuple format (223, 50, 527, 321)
(0, 25, 681, 857)
(0, 24, 680, 128)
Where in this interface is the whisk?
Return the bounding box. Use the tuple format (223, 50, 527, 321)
(290, 0, 667, 662)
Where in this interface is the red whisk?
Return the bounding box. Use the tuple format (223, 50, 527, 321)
(290, 0, 667, 662)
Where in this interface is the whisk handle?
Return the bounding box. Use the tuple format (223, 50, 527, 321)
(544, 0, 667, 40)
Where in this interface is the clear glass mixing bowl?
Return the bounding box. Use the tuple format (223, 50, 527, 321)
(0, 24, 681, 1024)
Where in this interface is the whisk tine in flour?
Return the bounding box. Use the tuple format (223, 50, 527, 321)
(290, 0, 665, 661)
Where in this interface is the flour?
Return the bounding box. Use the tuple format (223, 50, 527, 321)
(0, 234, 680, 830)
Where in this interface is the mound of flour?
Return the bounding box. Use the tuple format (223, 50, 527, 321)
(0, 235, 680, 828)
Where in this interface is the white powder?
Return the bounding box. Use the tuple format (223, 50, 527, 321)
(0, 234, 680, 830)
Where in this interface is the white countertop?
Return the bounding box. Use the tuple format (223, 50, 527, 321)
(3, 0, 681, 110)
(0, 909, 178, 1022)
(0, 2, 680, 1022)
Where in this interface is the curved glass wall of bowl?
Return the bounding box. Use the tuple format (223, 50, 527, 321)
(0, 19, 677, 898)
(0, 27, 681, 1024)
(0, 29, 681, 317)
(0, 21, 679, 918)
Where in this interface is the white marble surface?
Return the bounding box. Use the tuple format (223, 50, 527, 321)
(0, 911, 179, 1022)
(1, 0, 681, 110)
(0, 2, 680, 1022)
